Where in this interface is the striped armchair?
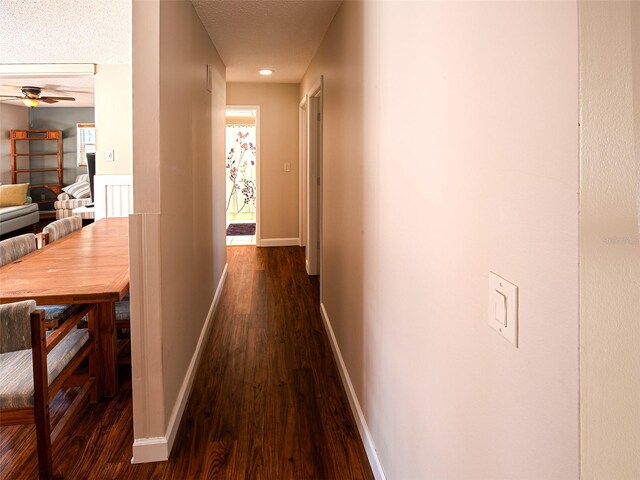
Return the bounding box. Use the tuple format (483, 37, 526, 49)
(0, 300, 97, 479)
(54, 174, 92, 219)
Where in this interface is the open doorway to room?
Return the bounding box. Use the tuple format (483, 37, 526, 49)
(302, 78, 322, 277)
(225, 106, 259, 246)
(0, 74, 96, 240)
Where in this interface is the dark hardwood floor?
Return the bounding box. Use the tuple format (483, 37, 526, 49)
(0, 218, 54, 241)
(0, 246, 374, 479)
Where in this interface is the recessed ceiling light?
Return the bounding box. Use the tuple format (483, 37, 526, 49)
(258, 69, 274, 76)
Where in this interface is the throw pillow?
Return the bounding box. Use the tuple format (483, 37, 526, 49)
(0, 183, 29, 207)
(62, 181, 91, 199)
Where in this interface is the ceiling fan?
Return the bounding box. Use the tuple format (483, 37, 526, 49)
(0, 86, 76, 108)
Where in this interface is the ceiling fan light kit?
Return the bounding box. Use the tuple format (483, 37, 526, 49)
(22, 98, 40, 108)
(0, 85, 76, 108)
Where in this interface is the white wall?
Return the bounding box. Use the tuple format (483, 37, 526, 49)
(302, 2, 580, 479)
(95, 64, 132, 175)
(579, 1, 640, 478)
(130, 0, 227, 460)
(0, 104, 28, 185)
(227, 83, 299, 241)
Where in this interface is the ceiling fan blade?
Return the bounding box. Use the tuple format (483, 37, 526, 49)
(0, 95, 22, 99)
(41, 98, 59, 104)
(40, 85, 92, 95)
(40, 96, 76, 101)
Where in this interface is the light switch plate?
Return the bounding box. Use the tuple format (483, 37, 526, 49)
(488, 272, 518, 347)
(284, 162, 291, 172)
(105, 150, 114, 162)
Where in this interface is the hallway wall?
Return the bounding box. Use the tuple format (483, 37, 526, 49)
(131, 0, 227, 458)
(579, 1, 640, 478)
(227, 82, 299, 241)
(301, 2, 580, 479)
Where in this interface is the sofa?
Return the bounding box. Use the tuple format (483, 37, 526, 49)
(0, 183, 39, 236)
(0, 198, 39, 235)
(54, 173, 92, 219)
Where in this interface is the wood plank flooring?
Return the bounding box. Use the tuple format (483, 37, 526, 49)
(0, 246, 374, 479)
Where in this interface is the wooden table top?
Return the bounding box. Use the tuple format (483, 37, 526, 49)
(0, 218, 129, 305)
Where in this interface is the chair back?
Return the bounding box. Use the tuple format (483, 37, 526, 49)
(0, 234, 37, 267)
(42, 217, 82, 244)
(0, 300, 35, 353)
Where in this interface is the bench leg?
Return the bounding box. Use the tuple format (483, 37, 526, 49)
(88, 307, 99, 403)
(97, 301, 118, 397)
(34, 402, 53, 480)
(31, 311, 53, 479)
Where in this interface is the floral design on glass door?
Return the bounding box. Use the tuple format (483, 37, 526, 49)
(225, 126, 256, 213)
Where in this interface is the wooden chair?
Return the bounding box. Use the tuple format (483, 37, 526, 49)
(0, 233, 81, 329)
(41, 216, 82, 246)
(0, 300, 97, 480)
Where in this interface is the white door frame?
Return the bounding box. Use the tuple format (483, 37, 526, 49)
(225, 105, 261, 245)
(305, 77, 323, 277)
(299, 96, 308, 247)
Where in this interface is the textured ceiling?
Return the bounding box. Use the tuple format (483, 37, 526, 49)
(0, 77, 94, 108)
(0, 0, 131, 64)
(192, 0, 342, 83)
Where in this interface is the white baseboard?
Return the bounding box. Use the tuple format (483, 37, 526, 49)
(164, 263, 228, 453)
(132, 437, 168, 464)
(320, 303, 386, 480)
(132, 263, 228, 464)
(259, 237, 300, 247)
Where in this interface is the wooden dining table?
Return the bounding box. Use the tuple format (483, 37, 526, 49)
(0, 217, 129, 397)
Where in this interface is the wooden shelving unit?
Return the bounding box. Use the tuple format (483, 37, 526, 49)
(11, 130, 63, 217)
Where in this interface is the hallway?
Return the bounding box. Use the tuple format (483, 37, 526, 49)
(0, 247, 373, 479)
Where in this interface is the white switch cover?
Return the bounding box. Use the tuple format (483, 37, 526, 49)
(493, 290, 507, 327)
(488, 272, 518, 347)
(105, 150, 114, 162)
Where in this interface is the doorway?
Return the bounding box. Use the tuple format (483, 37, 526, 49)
(303, 78, 323, 277)
(225, 106, 259, 246)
